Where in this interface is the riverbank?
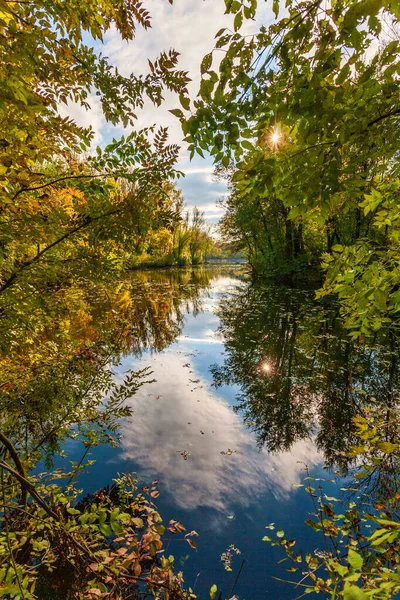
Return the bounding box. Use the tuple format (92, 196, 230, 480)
(127, 257, 248, 271)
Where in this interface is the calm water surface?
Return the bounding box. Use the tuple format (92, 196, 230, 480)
(61, 266, 399, 600)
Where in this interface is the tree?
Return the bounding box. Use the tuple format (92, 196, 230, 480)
(188, 207, 213, 264)
(0, 0, 190, 297)
(180, 0, 400, 334)
(173, 210, 191, 266)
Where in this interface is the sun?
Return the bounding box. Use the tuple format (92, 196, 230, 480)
(271, 131, 280, 144)
(268, 129, 282, 149)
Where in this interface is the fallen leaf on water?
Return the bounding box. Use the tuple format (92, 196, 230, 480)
(177, 450, 190, 460)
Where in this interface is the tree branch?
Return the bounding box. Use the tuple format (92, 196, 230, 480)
(284, 106, 400, 162)
(0, 431, 27, 506)
(367, 107, 400, 128)
(11, 172, 113, 202)
(0, 459, 58, 519)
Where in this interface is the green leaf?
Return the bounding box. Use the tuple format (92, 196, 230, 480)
(241, 140, 255, 152)
(98, 523, 112, 537)
(376, 441, 398, 454)
(169, 108, 184, 118)
(373, 289, 387, 312)
(200, 78, 214, 100)
(331, 561, 348, 577)
(343, 583, 368, 600)
(210, 584, 218, 599)
(180, 94, 190, 111)
(225, 0, 241, 13)
(347, 548, 363, 571)
(201, 53, 213, 74)
(276, 530, 285, 538)
(110, 519, 123, 535)
(336, 63, 350, 85)
(234, 11, 243, 31)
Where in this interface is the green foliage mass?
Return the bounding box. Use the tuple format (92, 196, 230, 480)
(182, 0, 400, 336)
(0, 468, 198, 600)
(0, 0, 214, 302)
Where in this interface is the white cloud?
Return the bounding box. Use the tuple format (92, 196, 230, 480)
(180, 167, 215, 175)
(176, 336, 223, 344)
(197, 202, 225, 213)
(58, 94, 106, 147)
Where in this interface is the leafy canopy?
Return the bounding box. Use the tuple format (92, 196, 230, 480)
(180, 0, 400, 336)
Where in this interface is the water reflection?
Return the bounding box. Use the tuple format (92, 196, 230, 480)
(127, 268, 214, 353)
(4, 266, 400, 599)
(20, 268, 399, 600)
(118, 351, 321, 512)
(0, 267, 217, 458)
(212, 282, 400, 468)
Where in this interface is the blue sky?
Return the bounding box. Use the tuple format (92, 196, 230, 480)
(60, 0, 273, 229)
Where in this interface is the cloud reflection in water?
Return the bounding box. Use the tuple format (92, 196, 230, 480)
(118, 351, 321, 512)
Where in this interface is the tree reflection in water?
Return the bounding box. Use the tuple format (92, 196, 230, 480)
(211, 282, 400, 470)
(0, 267, 216, 462)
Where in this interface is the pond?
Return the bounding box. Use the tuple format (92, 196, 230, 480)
(54, 266, 399, 600)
